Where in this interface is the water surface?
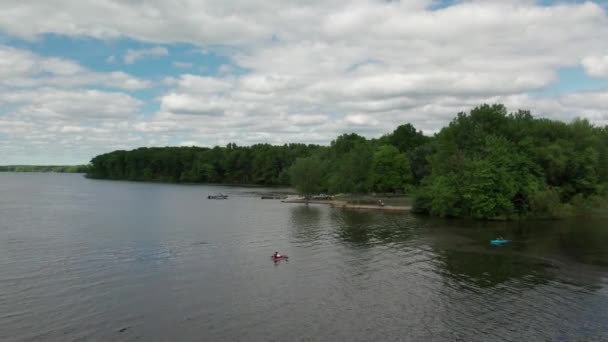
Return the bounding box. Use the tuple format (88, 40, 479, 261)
(1, 173, 607, 341)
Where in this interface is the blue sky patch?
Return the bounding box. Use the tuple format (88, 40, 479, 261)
(5, 33, 240, 79)
(532, 67, 608, 97)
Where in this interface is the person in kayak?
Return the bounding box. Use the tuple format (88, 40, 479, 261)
(273, 252, 281, 258)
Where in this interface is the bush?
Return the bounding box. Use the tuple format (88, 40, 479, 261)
(412, 192, 433, 214)
(529, 187, 573, 218)
(571, 193, 608, 217)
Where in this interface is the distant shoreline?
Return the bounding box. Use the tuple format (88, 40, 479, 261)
(0, 165, 89, 173)
(282, 198, 411, 211)
(0, 171, 86, 174)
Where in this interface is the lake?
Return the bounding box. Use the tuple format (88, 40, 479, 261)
(1, 173, 607, 341)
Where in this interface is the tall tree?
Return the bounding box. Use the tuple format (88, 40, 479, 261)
(386, 123, 428, 153)
(289, 156, 325, 197)
(370, 145, 412, 193)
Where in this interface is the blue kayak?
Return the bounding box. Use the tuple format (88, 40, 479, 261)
(490, 239, 509, 245)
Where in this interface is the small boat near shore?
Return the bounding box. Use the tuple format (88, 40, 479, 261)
(208, 193, 228, 199)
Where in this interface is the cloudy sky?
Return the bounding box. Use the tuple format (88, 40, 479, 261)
(1, 0, 608, 164)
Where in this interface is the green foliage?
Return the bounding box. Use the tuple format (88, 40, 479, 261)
(408, 143, 434, 184)
(462, 159, 516, 219)
(426, 173, 462, 218)
(330, 133, 367, 155)
(370, 145, 412, 193)
(528, 188, 569, 218)
(289, 156, 325, 196)
(326, 138, 374, 194)
(385, 123, 428, 153)
(87, 144, 321, 185)
(85, 103, 608, 220)
(570, 194, 608, 217)
(416, 104, 607, 219)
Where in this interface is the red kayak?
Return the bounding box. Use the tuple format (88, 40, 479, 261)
(271, 255, 288, 261)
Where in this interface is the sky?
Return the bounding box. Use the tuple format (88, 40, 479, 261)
(1, 0, 608, 165)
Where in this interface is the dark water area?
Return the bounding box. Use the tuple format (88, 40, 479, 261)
(1, 173, 607, 341)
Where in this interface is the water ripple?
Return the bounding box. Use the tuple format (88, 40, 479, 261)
(2, 174, 608, 341)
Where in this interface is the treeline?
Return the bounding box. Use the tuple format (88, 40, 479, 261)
(291, 105, 608, 219)
(88, 104, 608, 219)
(0, 165, 89, 173)
(413, 105, 608, 219)
(288, 128, 429, 195)
(87, 144, 323, 185)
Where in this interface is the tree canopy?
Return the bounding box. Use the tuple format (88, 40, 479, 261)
(414, 104, 608, 219)
(87, 104, 608, 220)
(289, 156, 325, 197)
(87, 144, 321, 185)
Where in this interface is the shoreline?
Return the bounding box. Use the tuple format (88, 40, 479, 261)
(281, 198, 411, 211)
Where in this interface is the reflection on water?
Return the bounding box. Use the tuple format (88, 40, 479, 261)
(1, 174, 608, 341)
(436, 250, 550, 289)
(292, 204, 608, 300)
(557, 221, 608, 267)
(330, 210, 419, 246)
(289, 205, 323, 244)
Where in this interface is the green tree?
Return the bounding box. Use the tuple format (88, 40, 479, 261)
(326, 142, 373, 194)
(289, 156, 325, 197)
(409, 143, 434, 184)
(85, 103, 608, 220)
(386, 123, 428, 153)
(370, 145, 412, 193)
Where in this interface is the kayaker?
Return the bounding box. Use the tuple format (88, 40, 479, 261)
(273, 252, 280, 258)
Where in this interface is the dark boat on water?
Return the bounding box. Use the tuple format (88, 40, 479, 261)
(208, 193, 228, 199)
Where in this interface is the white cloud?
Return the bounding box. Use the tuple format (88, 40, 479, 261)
(344, 113, 379, 126)
(106, 55, 116, 63)
(287, 114, 329, 126)
(500, 90, 608, 126)
(0, 45, 150, 90)
(0, 87, 147, 164)
(178, 140, 204, 147)
(123, 46, 168, 64)
(172, 74, 234, 94)
(0, 88, 143, 119)
(2, 0, 608, 163)
(160, 93, 226, 116)
(582, 55, 608, 78)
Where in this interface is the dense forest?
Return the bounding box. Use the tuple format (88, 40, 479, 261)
(87, 104, 608, 219)
(0, 165, 89, 173)
(87, 144, 323, 185)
